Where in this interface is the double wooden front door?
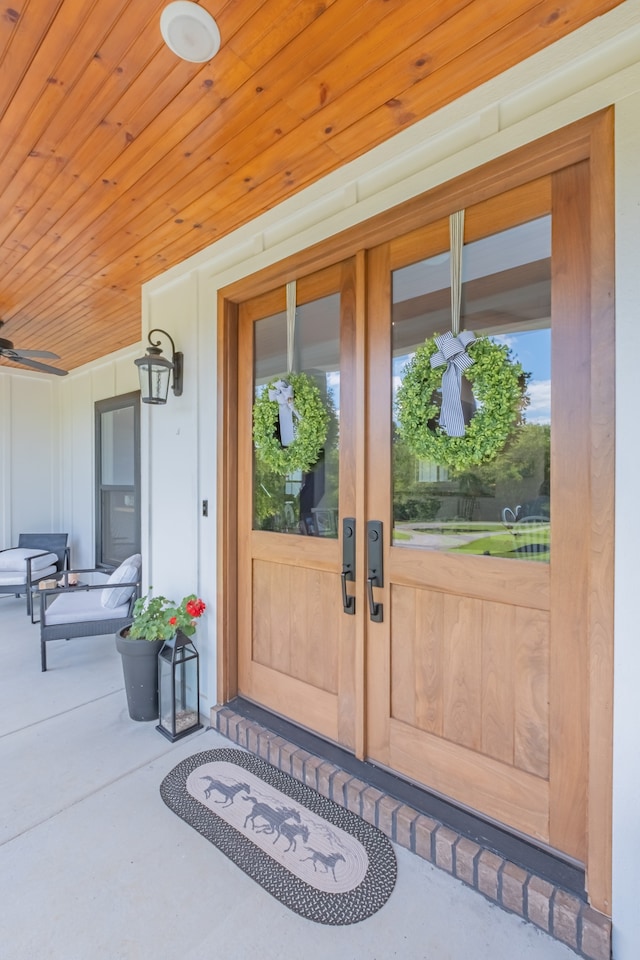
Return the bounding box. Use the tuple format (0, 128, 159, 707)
(235, 166, 595, 865)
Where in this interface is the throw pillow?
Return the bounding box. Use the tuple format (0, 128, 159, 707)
(101, 554, 141, 609)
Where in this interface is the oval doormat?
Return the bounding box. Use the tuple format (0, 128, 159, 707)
(160, 747, 397, 924)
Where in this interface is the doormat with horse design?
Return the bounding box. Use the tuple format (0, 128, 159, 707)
(160, 747, 397, 925)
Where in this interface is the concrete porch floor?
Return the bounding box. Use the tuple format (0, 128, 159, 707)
(0, 594, 577, 960)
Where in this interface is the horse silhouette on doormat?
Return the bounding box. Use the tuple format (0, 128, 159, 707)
(274, 820, 310, 853)
(200, 776, 250, 807)
(301, 848, 346, 881)
(242, 795, 301, 835)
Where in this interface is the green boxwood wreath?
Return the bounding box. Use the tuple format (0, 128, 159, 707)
(395, 336, 526, 471)
(253, 372, 330, 474)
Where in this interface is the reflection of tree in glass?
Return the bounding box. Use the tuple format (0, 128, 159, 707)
(393, 422, 550, 527)
(393, 426, 442, 521)
(254, 460, 292, 530)
(456, 423, 550, 491)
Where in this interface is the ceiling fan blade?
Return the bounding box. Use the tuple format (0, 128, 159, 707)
(11, 348, 61, 360)
(1, 354, 68, 376)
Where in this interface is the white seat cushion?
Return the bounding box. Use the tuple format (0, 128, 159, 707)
(0, 548, 58, 572)
(0, 565, 57, 586)
(45, 590, 131, 625)
(101, 554, 142, 609)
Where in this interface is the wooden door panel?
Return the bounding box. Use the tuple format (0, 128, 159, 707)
(252, 559, 339, 694)
(479, 602, 550, 779)
(251, 530, 337, 570)
(442, 594, 483, 751)
(388, 719, 549, 843)
(245, 661, 340, 742)
(390, 584, 444, 734)
(390, 585, 550, 777)
(514, 606, 550, 779)
(481, 601, 516, 766)
(243, 550, 351, 743)
(390, 548, 550, 609)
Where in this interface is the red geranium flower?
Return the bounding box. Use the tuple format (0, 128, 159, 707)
(185, 598, 206, 618)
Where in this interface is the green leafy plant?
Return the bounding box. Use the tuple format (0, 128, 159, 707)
(127, 593, 206, 641)
(395, 336, 527, 471)
(253, 371, 330, 475)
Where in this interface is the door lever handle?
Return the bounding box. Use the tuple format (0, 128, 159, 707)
(367, 520, 383, 622)
(341, 569, 355, 615)
(341, 517, 356, 615)
(367, 576, 383, 622)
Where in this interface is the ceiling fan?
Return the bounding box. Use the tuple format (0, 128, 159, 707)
(0, 321, 68, 376)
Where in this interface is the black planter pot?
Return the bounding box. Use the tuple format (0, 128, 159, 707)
(116, 628, 164, 721)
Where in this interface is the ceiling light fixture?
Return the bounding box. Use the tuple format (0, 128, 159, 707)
(160, 1, 221, 63)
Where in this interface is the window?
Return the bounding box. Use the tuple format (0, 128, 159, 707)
(417, 461, 449, 483)
(95, 393, 141, 568)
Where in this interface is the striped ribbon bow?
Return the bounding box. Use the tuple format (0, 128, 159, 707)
(268, 379, 301, 447)
(430, 330, 476, 437)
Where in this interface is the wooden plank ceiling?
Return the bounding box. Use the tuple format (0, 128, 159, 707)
(0, 0, 623, 374)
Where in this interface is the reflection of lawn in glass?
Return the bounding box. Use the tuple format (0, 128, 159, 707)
(453, 527, 550, 560)
(393, 530, 412, 541)
(410, 524, 504, 535)
(392, 523, 550, 561)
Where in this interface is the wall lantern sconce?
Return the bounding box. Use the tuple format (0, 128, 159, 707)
(135, 328, 183, 405)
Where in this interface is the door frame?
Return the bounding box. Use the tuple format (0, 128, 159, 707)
(216, 109, 614, 912)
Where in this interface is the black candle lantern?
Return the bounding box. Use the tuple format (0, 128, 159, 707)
(156, 630, 202, 741)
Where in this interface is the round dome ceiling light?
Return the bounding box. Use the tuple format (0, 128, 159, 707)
(160, 2, 221, 63)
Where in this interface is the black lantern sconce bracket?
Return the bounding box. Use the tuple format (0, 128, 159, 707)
(148, 328, 183, 397)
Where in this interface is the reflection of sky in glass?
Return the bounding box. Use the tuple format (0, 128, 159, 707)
(327, 370, 340, 416)
(494, 329, 550, 424)
(393, 327, 550, 425)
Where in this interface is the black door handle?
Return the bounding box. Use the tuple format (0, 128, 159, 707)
(341, 570, 355, 615)
(366, 577, 382, 622)
(367, 520, 383, 622)
(341, 517, 356, 615)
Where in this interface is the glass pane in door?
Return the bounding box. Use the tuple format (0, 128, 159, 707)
(392, 216, 551, 560)
(100, 407, 135, 484)
(95, 394, 140, 568)
(253, 293, 340, 536)
(100, 489, 138, 564)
